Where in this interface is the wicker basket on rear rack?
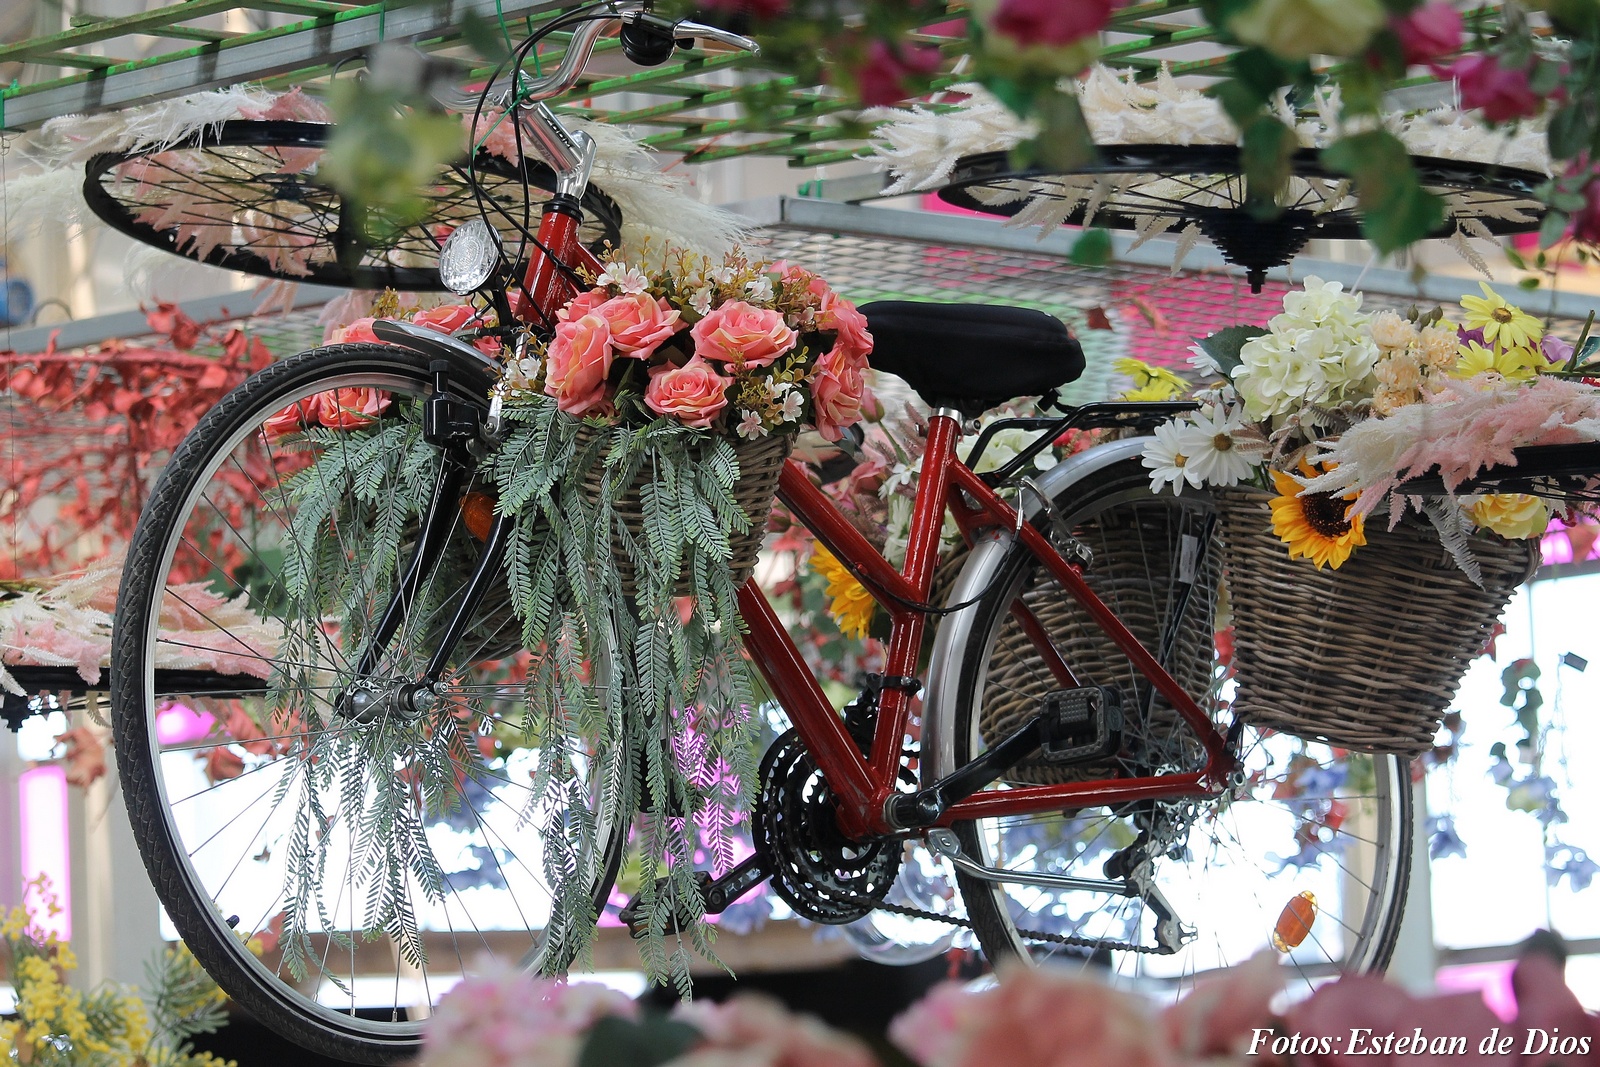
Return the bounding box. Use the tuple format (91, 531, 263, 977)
(1215, 486, 1539, 757)
(937, 493, 1222, 786)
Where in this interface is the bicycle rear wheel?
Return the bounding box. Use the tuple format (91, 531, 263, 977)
(946, 451, 1410, 998)
(109, 342, 625, 1063)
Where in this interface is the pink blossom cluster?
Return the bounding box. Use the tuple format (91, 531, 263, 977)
(891, 940, 1600, 1067)
(538, 256, 873, 442)
(419, 975, 876, 1067)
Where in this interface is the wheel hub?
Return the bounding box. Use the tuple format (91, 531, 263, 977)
(753, 729, 900, 924)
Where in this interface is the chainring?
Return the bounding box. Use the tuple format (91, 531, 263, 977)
(753, 728, 901, 924)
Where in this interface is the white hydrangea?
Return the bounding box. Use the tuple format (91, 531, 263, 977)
(1271, 276, 1367, 335)
(1232, 277, 1378, 419)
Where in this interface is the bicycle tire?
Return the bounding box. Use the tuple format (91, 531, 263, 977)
(946, 454, 1411, 995)
(83, 120, 624, 290)
(110, 342, 626, 1063)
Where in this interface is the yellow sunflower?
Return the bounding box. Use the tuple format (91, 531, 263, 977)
(1114, 357, 1189, 400)
(810, 544, 876, 640)
(1269, 468, 1367, 570)
(1460, 282, 1543, 351)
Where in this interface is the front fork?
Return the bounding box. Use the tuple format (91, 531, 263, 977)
(336, 360, 509, 722)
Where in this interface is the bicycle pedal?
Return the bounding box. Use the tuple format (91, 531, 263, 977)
(1039, 686, 1122, 764)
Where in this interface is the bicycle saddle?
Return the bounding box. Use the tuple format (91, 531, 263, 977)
(859, 300, 1085, 418)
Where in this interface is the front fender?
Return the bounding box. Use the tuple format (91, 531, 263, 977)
(371, 319, 503, 380)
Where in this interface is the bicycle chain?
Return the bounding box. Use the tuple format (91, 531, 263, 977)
(869, 895, 1168, 955)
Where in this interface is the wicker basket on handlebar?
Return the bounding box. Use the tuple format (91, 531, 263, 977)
(577, 428, 792, 599)
(1215, 486, 1539, 757)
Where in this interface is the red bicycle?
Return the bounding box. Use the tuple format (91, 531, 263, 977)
(108, 4, 1410, 1062)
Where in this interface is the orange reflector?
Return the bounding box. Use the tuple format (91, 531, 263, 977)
(460, 491, 496, 541)
(1272, 891, 1318, 952)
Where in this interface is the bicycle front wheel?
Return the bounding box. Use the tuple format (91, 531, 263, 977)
(946, 451, 1410, 998)
(109, 343, 625, 1064)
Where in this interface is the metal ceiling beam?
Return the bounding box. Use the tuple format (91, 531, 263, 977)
(0, 0, 568, 131)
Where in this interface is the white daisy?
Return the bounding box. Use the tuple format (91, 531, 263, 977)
(1143, 417, 1200, 495)
(1177, 403, 1256, 487)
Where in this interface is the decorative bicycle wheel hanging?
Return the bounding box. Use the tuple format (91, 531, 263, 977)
(938, 145, 1547, 291)
(83, 120, 623, 291)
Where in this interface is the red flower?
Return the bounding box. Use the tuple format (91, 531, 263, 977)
(1436, 54, 1540, 123)
(1391, 1, 1462, 66)
(993, 0, 1116, 47)
(852, 40, 942, 108)
(699, 0, 789, 18)
(146, 303, 201, 350)
(1571, 174, 1600, 245)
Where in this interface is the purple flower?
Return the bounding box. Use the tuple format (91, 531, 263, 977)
(1427, 815, 1467, 860)
(1458, 324, 1487, 348)
(1542, 332, 1575, 364)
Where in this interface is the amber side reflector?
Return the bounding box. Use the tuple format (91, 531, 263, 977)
(1272, 890, 1318, 952)
(460, 491, 496, 541)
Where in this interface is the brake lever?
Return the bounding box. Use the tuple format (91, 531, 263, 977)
(672, 18, 761, 55)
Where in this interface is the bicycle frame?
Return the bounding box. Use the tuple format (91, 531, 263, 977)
(487, 113, 1235, 845)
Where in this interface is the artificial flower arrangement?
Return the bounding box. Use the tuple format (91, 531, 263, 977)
(506, 247, 872, 441)
(1141, 277, 1600, 572)
(413, 932, 1600, 1067)
(268, 248, 873, 993)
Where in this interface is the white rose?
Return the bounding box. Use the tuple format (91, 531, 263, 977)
(1227, 0, 1385, 60)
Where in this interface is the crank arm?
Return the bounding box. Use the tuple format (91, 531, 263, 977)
(619, 855, 770, 938)
(925, 829, 1132, 896)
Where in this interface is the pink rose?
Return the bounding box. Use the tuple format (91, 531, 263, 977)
(1572, 174, 1600, 245)
(994, 0, 1115, 47)
(893, 964, 1172, 1067)
(543, 313, 616, 416)
(700, 0, 788, 18)
(819, 291, 873, 363)
(331, 317, 381, 345)
(557, 288, 611, 323)
(853, 39, 942, 108)
(1437, 54, 1541, 123)
(690, 300, 797, 368)
(1392, 1, 1462, 66)
(411, 303, 477, 334)
(810, 346, 867, 442)
(264, 398, 317, 437)
(315, 387, 390, 429)
(590, 292, 682, 359)
(644, 355, 731, 428)
(780, 262, 832, 304)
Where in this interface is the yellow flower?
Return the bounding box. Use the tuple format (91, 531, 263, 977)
(1470, 494, 1551, 540)
(1451, 341, 1540, 383)
(1460, 282, 1543, 351)
(1114, 357, 1189, 401)
(1269, 468, 1367, 569)
(811, 545, 876, 640)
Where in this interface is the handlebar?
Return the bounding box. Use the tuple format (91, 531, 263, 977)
(435, 2, 759, 112)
